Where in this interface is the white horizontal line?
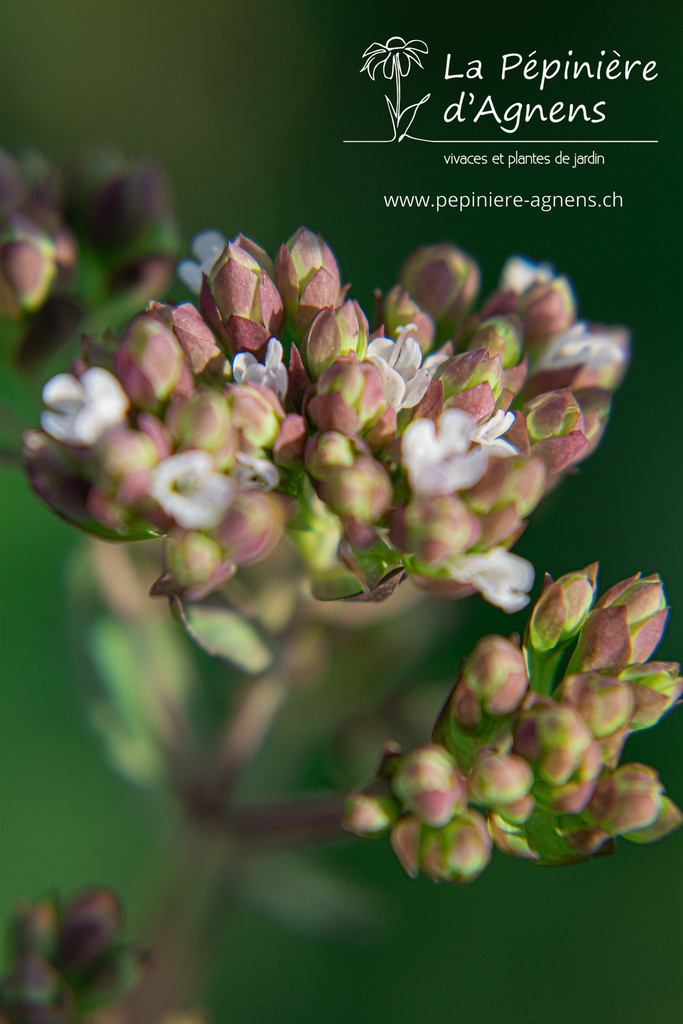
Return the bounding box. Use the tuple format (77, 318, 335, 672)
(343, 139, 658, 144)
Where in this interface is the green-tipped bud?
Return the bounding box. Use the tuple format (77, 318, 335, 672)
(214, 490, 286, 567)
(115, 313, 189, 412)
(305, 431, 357, 479)
(391, 745, 468, 827)
(276, 227, 342, 338)
(379, 285, 436, 354)
(527, 564, 598, 653)
(437, 348, 504, 403)
(467, 316, 523, 368)
(587, 763, 664, 836)
(624, 796, 683, 844)
(202, 240, 283, 355)
(344, 782, 402, 837)
(166, 390, 237, 470)
(307, 356, 387, 436)
(519, 276, 576, 344)
(321, 454, 392, 529)
(466, 456, 546, 518)
(399, 243, 480, 340)
(419, 810, 493, 883)
(301, 299, 368, 379)
(0, 218, 57, 318)
(595, 573, 669, 664)
(167, 531, 225, 590)
(227, 382, 283, 449)
(468, 750, 534, 822)
(449, 635, 529, 731)
(556, 672, 634, 739)
(513, 697, 602, 813)
(389, 493, 482, 568)
(525, 388, 584, 442)
(618, 662, 683, 731)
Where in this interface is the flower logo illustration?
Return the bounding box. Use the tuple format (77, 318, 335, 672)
(360, 37, 431, 142)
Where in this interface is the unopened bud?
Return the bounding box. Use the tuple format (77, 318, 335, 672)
(400, 243, 480, 339)
(389, 493, 481, 568)
(276, 227, 342, 337)
(525, 388, 584, 442)
(528, 564, 598, 653)
(214, 490, 286, 567)
(595, 573, 668, 665)
(167, 531, 225, 590)
(344, 782, 401, 837)
(301, 299, 368, 379)
(391, 745, 467, 827)
(519, 276, 576, 344)
(307, 356, 387, 436)
(202, 240, 283, 355)
(556, 672, 634, 739)
(467, 316, 522, 368)
(587, 763, 663, 836)
(468, 750, 534, 821)
(166, 390, 237, 470)
(437, 348, 503, 403)
(115, 313, 189, 411)
(0, 218, 57, 317)
(450, 635, 529, 731)
(379, 285, 436, 354)
(619, 662, 683, 731)
(419, 810, 492, 883)
(227, 382, 283, 449)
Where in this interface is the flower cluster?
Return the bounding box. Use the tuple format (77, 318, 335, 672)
(344, 566, 682, 882)
(0, 888, 143, 1022)
(0, 144, 177, 368)
(26, 228, 629, 610)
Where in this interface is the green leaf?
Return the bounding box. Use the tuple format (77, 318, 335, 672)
(171, 595, 273, 674)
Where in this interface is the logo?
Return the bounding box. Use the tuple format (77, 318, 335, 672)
(359, 37, 431, 142)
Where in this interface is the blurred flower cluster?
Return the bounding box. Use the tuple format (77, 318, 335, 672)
(0, 144, 177, 369)
(345, 566, 682, 882)
(25, 228, 629, 610)
(0, 888, 143, 1023)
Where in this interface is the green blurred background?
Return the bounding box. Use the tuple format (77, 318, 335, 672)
(1, 0, 682, 1020)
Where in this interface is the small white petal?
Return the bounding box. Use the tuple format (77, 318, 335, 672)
(41, 368, 129, 446)
(437, 408, 476, 456)
(538, 322, 628, 372)
(177, 259, 203, 294)
(471, 410, 518, 457)
(192, 230, 227, 262)
(401, 368, 431, 408)
(150, 450, 235, 529)
(235, 452, 280, 491)
(448, 548, 534, 612)
(233, 352, 258, 383)
(500, 255, 555, 293)
(372, 359, 407, 409)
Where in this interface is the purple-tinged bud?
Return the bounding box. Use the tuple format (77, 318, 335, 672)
(305, 430, 357, 480)
(524, 388, 584, 443)
(467, 316, 523, 369)
(96, 427, 159, 497)
(202, 240, 284, 356)
(57, 888, 122, 974)
(618, 662, 683, 731)
(391, 745, 468, 827)
(556, 672, 634, 739)
(307, 356, 387, 436)
(301, 299, 368, 379)
(449, 635, 529, 731)
(273, 414, 307, 467)
(419, 810, 493, 883)
(519, 276, 576, 344)
(437, 348, 504, 404)
(166, 530, 226, 595)
(23, 429, 94, 528)
(378, 285, 436, 354)
(0, 217, 57, 318)
(168, 302, 227, 382)
(587, 763, 664, 836)
(115, 313, 190, 412)
(624, 796, 683, 844)
(166, 390, 237, 470)
(214, 490, 286, 567)
(399, 243, 480, 339)
(227, 382, 283, 449)
(527, 564, 598, 653)
(595, 573, 669, 665)
(513, 698, 602, 813)
(321, 455, 392, 528)
(466, 456, 546, 518)
(390, 815, 422, 878)
(468, 750, 534, 821)
(389, 493, 481, 568)
(344, 782, 401, 837)
(276, 227, 342, 337)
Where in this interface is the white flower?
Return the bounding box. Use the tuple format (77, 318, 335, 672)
(232, 338, 288, 401)
(402, 408, 489, 495)
(150, 450, 235, 529)
(447, 547, 535, 612)
(177, 229, 227, 293)
(500, 255, 556, 293)
(41, 367, 129, 446)
(367, 324, 432, 409)
(470, 410, 517, 458)
(536, 322, 628, 372)
(235, 452, 280, 491)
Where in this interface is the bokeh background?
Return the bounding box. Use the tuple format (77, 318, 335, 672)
(1, 0, 682, 1021)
